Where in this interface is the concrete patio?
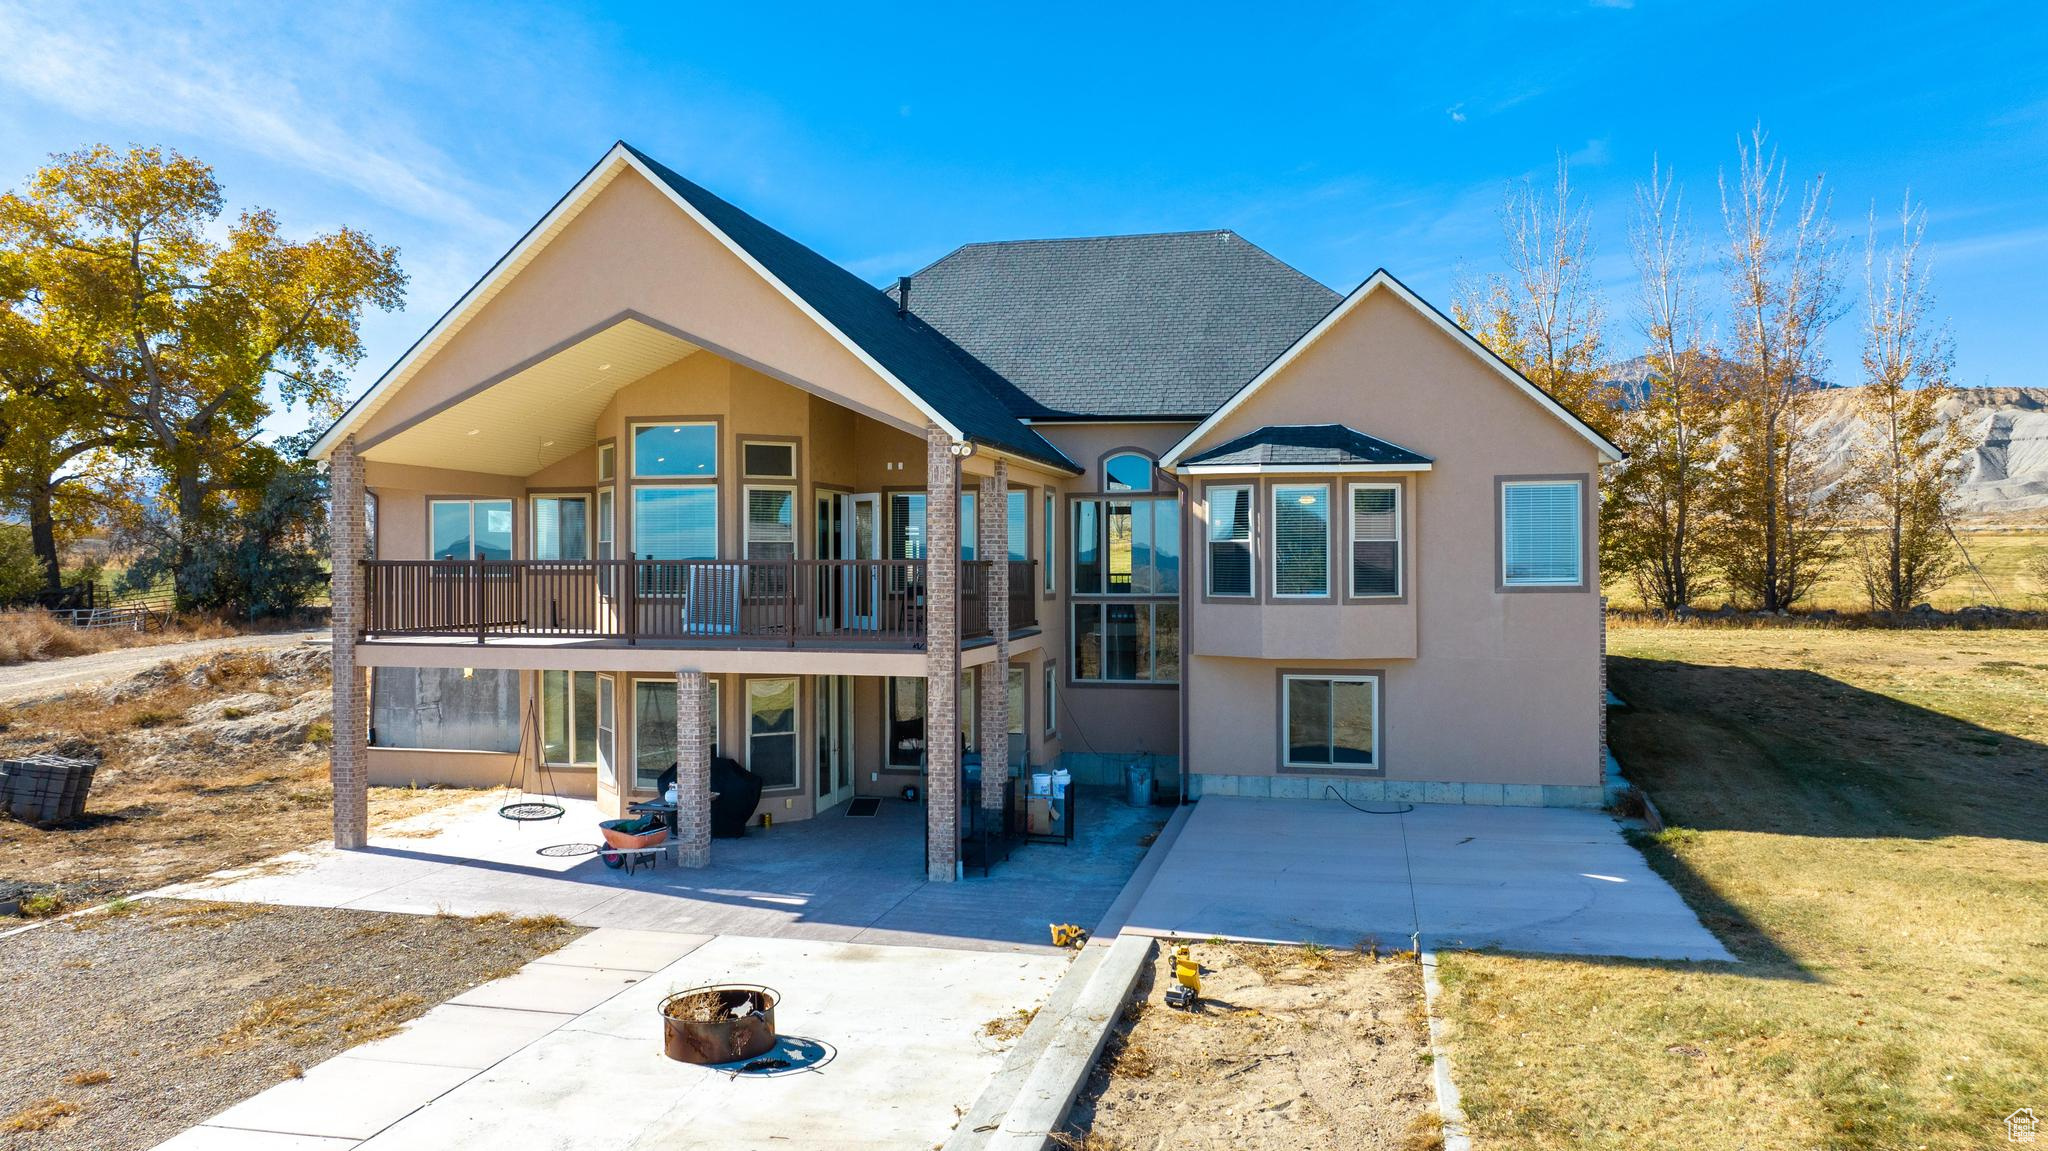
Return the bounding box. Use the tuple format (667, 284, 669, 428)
(1123, 796, 1733, 961)
(167, 787, 1163, 953)
(154, 930, 1070, 1150)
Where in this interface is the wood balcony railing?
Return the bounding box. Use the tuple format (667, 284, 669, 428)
(360, 558, 1037, 647)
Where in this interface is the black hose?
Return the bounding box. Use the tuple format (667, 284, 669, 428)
(1323, 784, 1413, 815)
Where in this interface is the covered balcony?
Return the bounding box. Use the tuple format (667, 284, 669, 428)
(359, 557, 1038, 649)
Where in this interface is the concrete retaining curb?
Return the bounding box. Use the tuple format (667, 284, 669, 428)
(945, 802, 1192, 1150)
(1419, 948, 1474, 1151)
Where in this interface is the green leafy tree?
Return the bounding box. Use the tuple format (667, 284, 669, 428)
(0, 145, 403, 608)
(0, 521, 46, 603)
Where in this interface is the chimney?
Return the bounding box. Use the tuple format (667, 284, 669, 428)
(896, 276, 912, 317)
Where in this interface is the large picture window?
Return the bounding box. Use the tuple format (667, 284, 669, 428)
(532, 495, 589, 561)
(1072, 601, 1180, 683)
(1070, 498, 1179, 595)
(747, 678, 799, 790)
(429, 498, 513, 561)
(1205, 484, 1254, 597)
(632, 422, 716, 478)
(371, 667, 520, 752)
(1501, 479, 1584, 587)
(1283, 674, 1379, 768)
(1348, 483, 1401, 598)
(633, 486, 717, 596)
(632, 678, 718, 791)
(541, 669, 599, 765)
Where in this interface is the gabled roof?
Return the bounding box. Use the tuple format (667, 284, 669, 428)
(311, 143, 1078, 473)
(1162, 270, 1626, 466)
(892, 231, 1342, 420)
(1178, 423, 1433, 472)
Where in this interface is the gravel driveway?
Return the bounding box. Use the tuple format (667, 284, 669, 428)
(0, 630, 328, 703)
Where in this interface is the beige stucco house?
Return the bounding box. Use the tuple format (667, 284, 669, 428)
(309, 142, 1624, 882)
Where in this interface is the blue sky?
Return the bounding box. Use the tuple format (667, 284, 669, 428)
(1, 1, 2042, 438)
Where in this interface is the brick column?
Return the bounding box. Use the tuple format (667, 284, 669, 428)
(924, 426, 961, 881)
(328, 436, 369, 850)
(977, 463, 1009, 812)
(675, 669, 713, 867)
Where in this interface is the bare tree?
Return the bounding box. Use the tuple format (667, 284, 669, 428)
(1453, 155, 1613, 425)
(1848, 196, 1968, 614)
(1603, 159, 1726, 611)
(1712, 128, 1848, 610)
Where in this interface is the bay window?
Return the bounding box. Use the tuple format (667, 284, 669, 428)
(1205, 484, 1254, 597)
(1272, 484, 1330, 597)
(1347, 483, 1402, 598)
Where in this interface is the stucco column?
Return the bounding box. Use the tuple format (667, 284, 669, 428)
(675, 669, 713, 867)
(977, 462, 1009, 812)
(924, 426, 961, 881)
(328, 436, 369, 850)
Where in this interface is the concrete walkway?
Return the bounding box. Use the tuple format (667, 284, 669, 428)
(0, 628, 328, 702)
(169, 788, 1162, 954)
(154, 929, 1069, 1150)
(1124, 797, 1733, 961)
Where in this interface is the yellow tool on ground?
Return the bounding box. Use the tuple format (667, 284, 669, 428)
(1049, 923, 1088, 948)
(1164, 944, 1201, 1010)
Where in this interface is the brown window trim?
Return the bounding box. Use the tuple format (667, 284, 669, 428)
(1274, 666, 1387, 776)
(1494, 473, 1593, 594)
(1341, 477, 1410, 605)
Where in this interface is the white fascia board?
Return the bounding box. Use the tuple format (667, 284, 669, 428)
(1160, 270, 1624, 467)
(312, 144, 965, 461)
(1174, 461, 1434, 475)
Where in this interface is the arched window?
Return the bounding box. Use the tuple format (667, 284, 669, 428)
(1103, 451, 1154, 492)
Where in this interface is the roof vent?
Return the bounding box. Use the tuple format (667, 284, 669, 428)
(896, 276, 911, 317)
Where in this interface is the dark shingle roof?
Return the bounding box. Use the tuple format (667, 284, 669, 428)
(625, 145, 1077, 471)
(1181, 423, 1433, 468)
(892, 231, 1342, 419)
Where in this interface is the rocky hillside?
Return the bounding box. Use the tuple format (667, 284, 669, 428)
(1806, 386, 2048, 523)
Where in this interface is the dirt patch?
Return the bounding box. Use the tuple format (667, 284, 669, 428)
(0, 610, 259, 668)
(0, 899, 583, 1151)
(1063, 942, 1438, 1150)
(0, 646, 475, 912)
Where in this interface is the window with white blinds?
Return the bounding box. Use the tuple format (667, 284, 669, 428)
(633, 487, 717, 560)
(744, 487, 796, 562)
(532, 495, 589, 560)
(1271, 484, 1330, 597)
(1501, 479, 1584, 587)
(1205, 485, 1253, 597)
(1348, 483, 1401, 598)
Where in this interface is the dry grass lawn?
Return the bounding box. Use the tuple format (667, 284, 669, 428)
(1063, 941, 1439, 1150)
(1434, 624, 2048, 1150)
(0, 610, 256, 667)
(0, 647, 474, 913)
(0, 899, 582, 1151)
(1603, 527, 2048, 613)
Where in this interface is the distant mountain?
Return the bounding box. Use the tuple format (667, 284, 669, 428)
(1602, 358, 2048, 523)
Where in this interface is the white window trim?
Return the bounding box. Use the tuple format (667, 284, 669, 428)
(596, 487, 615, 558)
(630, 675, 718, 793)
(630, 484, 719, 564)
(742, 483, 799, 561)
(428, 497, 514, 561)
(530, 493, 591, 561)
(596, 442, 616, 483)
(746, 676, 802, 792)
(1346, 482, 1402, 599)
(1281, 673, 1381, 770)
(1270, 483, 1331, 599)
(1500, 479, 1585, 588)
(1103, 451, 1156, 492)
(1205, 483, 1256, 598)
(596, 674, 616, 789)
(629, 420, 718, 480)
(740, 439, 798, 481)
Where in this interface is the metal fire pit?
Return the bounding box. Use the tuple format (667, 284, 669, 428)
(659, 984, 778, 1065)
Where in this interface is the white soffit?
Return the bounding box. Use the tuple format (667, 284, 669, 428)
(361, 319, 697, 476)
